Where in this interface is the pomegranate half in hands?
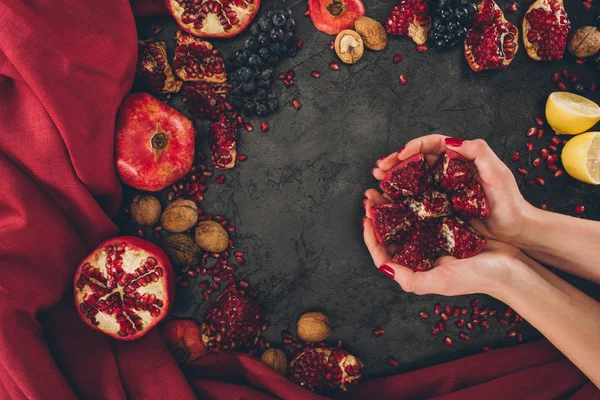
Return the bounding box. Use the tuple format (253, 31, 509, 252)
(308, 0, 366, 35)
(287, 347, 363, 392)
(162, 319, 209, 363)
(464, 0, 518, 71)
(164, 0, 260, 38)
(522, 0, 570, 61)
(385, 0, 431, 45)
(74, 237, 174, 340)
(116, 93, 196, 191)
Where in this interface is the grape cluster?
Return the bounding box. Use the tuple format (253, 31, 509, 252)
(430, 0, 481, 49)
(226, 9, 298, 116)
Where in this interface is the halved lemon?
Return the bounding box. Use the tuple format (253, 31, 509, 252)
(561, 132, 600, 185)
(545, 92, 600, 135)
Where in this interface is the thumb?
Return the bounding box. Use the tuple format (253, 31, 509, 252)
(378, 262, 416, 292)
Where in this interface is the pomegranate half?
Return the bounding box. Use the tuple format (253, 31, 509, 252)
(165, 0, 260, 38)
(522, 0, 570, 61)
(308, 0, 366, 35)
(74, 237, 175, 340)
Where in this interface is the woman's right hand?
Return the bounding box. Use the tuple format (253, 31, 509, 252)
(372, 135, 534, 245)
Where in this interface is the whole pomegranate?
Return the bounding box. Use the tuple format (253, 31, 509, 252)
(287, 347, 363, 392)
(308, 0, 366, 35)
(385, 0, 431, 45)
(464, 0, 519, 71)
(522, 0, 570, 61)
(115, 93, 196, 192)
(165, 0, 260, 38)
(162, 319, 209, 363)
(74, 237, 174, 340)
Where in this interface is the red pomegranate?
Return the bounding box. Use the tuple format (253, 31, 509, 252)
(393, 221, 442, 271)
(385, 0, 431, 45)
(115, 93, 196, 192)
(308, 0, 366, 35)
(439, 217, 487, 259)
(371, 203, 412, 245)
(209, 113, 238, 169)
(164, 0, 260, 38)
(464, 0, 518, 71)
(137, 40, 182, 95)
(522, 0, 570, 61)
(432, 150, 473, 192)
(287, 347, 363, 392)
(162, 319, 209, 363)
(450, 183, 489, 218)
(380, 154, 430, 201)
(407, 189, 451, 219)
(173, 30, 227, 82)
(74, 237, 175, 340)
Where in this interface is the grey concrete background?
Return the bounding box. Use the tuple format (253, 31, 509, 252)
(122, 0, 600, 378)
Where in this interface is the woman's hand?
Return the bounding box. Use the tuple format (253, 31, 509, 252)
(372, 135, 534, 244)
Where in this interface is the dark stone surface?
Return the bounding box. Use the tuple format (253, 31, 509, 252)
(124, 1, 600, 379)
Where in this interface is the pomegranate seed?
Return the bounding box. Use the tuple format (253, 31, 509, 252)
(329, 61, 339, 71)
(459, 332, 470, 340)
(483, 347, 492, 352)
(236, 256, 245, 264)
(286, 70, 295, 80)
(508, 329, 517, 338)
(480, 308, 488, 316)
(419, 312, 430, 319)
(554, 169, 564, 178)
(540, 204, 548, 210)
(461, 308, 469, 315)
(466, 322, 474, 330)
(532, 158, 541, 168)
(574, 205, 585, 215)
(292, 99, 301, 110)
(260, 121, 269, 132)
(215, 174, 226, 184)
(535, 177, 545, 186)
(337, 339, 343, 348)
(452, 308, 460, 317)
(393, 54, 404, 63)
(431, 327, 440, 335)
(481, 321, 490, 329)
(244, 123, 253, 132)
(399, 75, 408, 85)
(562, 69, 570, 78)
(517, 333, 524, 342)
(548, 144, 558, 153)
(329, 40, 335, 50)
(438, 321, 446, 331)
(239, 280, 249, 288)
(444, 305, 452, 315)
(504, 307, 513, 317)
(416, 44, 428, 52)
(470, 298, 479, 307)
(526, 142, 533, 152)
(283, 79, 293, 87)
(540, 148, 549, 159)
(571, 74, 578, 83)
(388, 356, 399, 367)
(489, 310, 497, 316)
(440, 313, 449, 321)
(151, 25, 163, 35)
(512, 152, 520, 161)
(547, 154, 558, 165)
(373, 328, 385, 337)
(536, 118, 544, 126)
(278, 72, 285, 80)
(456, 319, 465, 328)
(576, 59, 585, 66)
(558, 82, 567, 91)
(517, 167, 527, 175)
(304, 9, 310, 16)
(443, 337, 453, 347)
(202, 290, 209, 300)
(550, 136, 561, 145)
(296, 39, 303, 49)
(498, 318, 508, 325)
(311, 70, 320, 78)
(591, 82, 597, 92)
(526, 127, 537, 137)
(551, 72, 560, 83)
(472, 318, 481, 324)
(536, 129, 544, 139)
(283, 338, 293, 345)
(434, 303, 441, 315)
(506, 2, 517, 13)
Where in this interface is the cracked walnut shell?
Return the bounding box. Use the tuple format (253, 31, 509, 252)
(335, 30, 364, 64)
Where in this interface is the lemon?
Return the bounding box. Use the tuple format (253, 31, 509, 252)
(545, 92, 600, 135)
(561, 132, 600, 184)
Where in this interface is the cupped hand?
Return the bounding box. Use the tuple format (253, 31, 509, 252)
(363, 189, 525, 296)
(372, 134, 534, 244)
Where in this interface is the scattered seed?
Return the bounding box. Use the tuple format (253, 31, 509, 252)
(517, 167, 527, 175)
(393, 54, 404, 63)
(540, 204, 548, 210)
(337, 339, 343, 348)
(483, 346, 492, 351)
(526, 127, 537, 137)
(399, 75, 408, 85)
(535, 177, 545, 186)
(283, 79, 293, 87)
(278, 72, 285, 79)
(443, 337, 453, 347)
(547, 154, 558, 165)
(215, 175, 226, 185)
(551, 72, 560, 83)
(456, 319, 465, 328)
(329, 61, 339, 71)
(296, 39, 303, 49)
(481, 320, 490, 329)
(508, 329, 517, 338)
(466, 322, 474, 330)
(304, 9, 310, 16)
(554, 169, 564, 178)
(438, 321, 446, 331)
(419, 312, 430, 319)
(311, 70, 320, 78)
(532, 158, 541, 168)
(459, 332, 470, 340)
(260, 121, 269, 132)
(292, 99, 301, 110)
(431, 327, 440, 335)
(434, 303, 441, 315)
(237, 153, 248, 162)
(373, 328, 385, 337)
(517, 333, 524, 342)
(440, 313, 449, 321)
(416, 44, 428, 52)
(286, 70, 295, 80)
(388, 356, 399, 367)
(574, 205, 585, 215)
(558, 82, 567, 91)
(244, 123, 253, 132)
(540, 148, 549, 159)
(444, 305, 452, 315)
(470, 298, 479, 307)
(512, 152, 521, 162)
(461, 308, 468, 315)
(591, 82, 597, 91)
(536, 129, 544, 139)
(576, 58, 586, 64)
(526, 142, 534, 152)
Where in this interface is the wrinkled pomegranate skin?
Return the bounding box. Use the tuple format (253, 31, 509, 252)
(407, 189, 451, 219)
(439, 217, 486, 259)
(523, 0, 569, 61)
(173, 31, 227, 83)
(432, 150, 473, 192)
(451, 183, 489, 218)
(162, 319, 209, 363)
(385, 0, 430, 45)
(165, 0, 260, 39)
(464, 0, 518, 71)
(73, 237, 174, 341)
(137, 41, 181, 94)
(380, 154, 429, 200)
(308, 0, 366, 35)
(371, 203, 412, 244)
(116, 93, 196, 191)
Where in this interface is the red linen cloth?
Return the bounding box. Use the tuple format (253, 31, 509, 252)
(0, 0, 597, 398)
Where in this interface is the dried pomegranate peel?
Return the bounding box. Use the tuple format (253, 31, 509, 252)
(308, 0, 366, 35)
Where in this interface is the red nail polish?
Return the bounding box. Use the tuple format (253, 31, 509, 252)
(445, 138, 464, 147)
(397, 146, 405, 155)
(379, 264, 395, 279)
(377, 157, 386, 163)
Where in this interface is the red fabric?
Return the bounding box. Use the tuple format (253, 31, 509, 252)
(0, 0, 597, 398)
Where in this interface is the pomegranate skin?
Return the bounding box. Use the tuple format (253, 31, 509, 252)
(73, 236, 175, 341)
(162, 319, 209, 363)
(115, 93, 195, 191)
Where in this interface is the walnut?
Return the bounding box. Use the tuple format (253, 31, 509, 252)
(260, 348, 287, 374)
(354, 17, 388, 51)
(161, 199, 198, 233)
(335, 30, 364, 64)
(163, 234, 200, 265)
(568, 26, 600, 58)
(297, 312, 331, 342)
(131, 195, 162, 226)
(194, 221, 229, 253)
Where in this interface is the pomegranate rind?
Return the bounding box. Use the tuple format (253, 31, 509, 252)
(308, 0, 366, 36)
(371, 203, 412, 245)
(432, 150, 473, 192)
(162, 319, 209, 363)
(407, 189, 451, 219)
(73, 236, 175, 341)
(115, 93, 196, 192)
(385, 0, 431, 45)
(164, 0, 260, 39)
(438, 217, 486, 259)
(173, 30, 227, 83)
(522, 0, 569, 61)
(450, 183, 489, 218)
(137, 40, 182, 94)
(380, 154, 429, 200)
(464, 0, 519, 71)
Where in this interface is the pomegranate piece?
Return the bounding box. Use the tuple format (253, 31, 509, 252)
(162, 319, 209, 363)
(392, 224, 441, 271)
(307, 0, 366, 35)
(115, 93, 195, 192)
(439, 217, 486, 259)
(464, 0, 519, 71)
(287, 347, 363, 392)
(385, 0, 431, 45)
(181, 81, 230, 120)
(74, 237, 174, 340)
(137, 40, 181, 95)
(165, 0, 260, 39)
(371, 203, 413, 245)
(432, 150, 473, 192)
(407, 189, 451, 219)
(522, 0, 569, 61)
(209, 114, 237, 170)
(450, 183, 489, 218)
(173, 30, 227, 82)
(380, 154, 430, 200)
(201, 288, 265, 351)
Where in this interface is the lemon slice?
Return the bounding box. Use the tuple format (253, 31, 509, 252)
(545, 92, 600, 135)
(561, 132, 600, 184)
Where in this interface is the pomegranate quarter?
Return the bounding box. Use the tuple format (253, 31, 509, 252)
(74, 237, 175, 340)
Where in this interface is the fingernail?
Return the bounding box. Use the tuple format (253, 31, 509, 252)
(445, 137, 464, 147)
(372, 168, 378, 176)
(397, 146, 405, 155)
(379, 264, 395, 279)
(377, 157, 386, 163)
